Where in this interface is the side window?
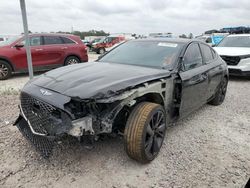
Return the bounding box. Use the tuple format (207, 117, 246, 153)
(200, 44, 214, 63)
(19, 36, 41, 46)
(44, 36, 63, 45)
(61, 37, 75, 44)
(30, 36, 41, 46)
(183, 43, 203, 71)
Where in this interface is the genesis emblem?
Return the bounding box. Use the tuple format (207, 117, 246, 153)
(40, 89, 52, 96)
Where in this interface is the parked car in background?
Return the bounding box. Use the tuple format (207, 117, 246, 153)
(85, 37, 104, 52)
(214, 34, 250, 76)
(0, 33, 88, 80)
(15, 39, 228, 163)
(92, 36, 125, 54)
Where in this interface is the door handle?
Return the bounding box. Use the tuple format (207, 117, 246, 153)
(201, 73, 208, 79)
(190, 73, 207, 85)
(35, 48, 43, 51)
(61, 47, 68, 50)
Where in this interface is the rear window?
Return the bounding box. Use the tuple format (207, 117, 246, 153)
(61, 37, 75, 44)
(44, 36, 63, 45)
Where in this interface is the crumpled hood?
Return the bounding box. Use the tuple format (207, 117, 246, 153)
(214, 47, 250, 56)
(29, 62, 170, 99)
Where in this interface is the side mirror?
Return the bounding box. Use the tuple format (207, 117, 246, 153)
(14, 44, 24, 48)
(211, 44, 216, 47)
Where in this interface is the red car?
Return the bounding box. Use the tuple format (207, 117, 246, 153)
(0, 33, 88, 80)
(92, 36, 125, 54)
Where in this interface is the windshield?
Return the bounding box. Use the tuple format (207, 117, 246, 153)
(98, 40, 183, 69)
(93, 38, 102, 43)
(218, 36, 250, 47)
(0, 36, 21, 46)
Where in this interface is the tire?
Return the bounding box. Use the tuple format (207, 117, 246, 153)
(208, 77, 228, 106)
(124, 102, 167, 163)
(98, 48, 105, 54)
(0, 60, 12, 80)
(64, 56, 80, 65)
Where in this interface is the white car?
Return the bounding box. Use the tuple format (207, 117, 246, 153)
(214, 34, 250, 76)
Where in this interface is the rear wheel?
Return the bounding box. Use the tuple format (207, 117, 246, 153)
(208, 77, 228, 105)
(0, 60, 12, 80)
(98, 48, 105, 54)
(64, 56, 80, 65)
(124, 102, 166, 163)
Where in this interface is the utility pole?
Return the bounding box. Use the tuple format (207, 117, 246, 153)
(20, 0, 33, 79)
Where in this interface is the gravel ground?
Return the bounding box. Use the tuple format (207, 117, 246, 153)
(0, 77, 249, 188)
(0, 53, 99, 94)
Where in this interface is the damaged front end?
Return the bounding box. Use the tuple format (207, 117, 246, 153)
(14, 77, 170, 158)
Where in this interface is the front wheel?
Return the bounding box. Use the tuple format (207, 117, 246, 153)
(124, 102, 167, 163)
(0, 60, 12, 80)
(208, 77, 228, 106)
(64, 56, 80, 65)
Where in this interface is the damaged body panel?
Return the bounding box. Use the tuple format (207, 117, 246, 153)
(14, 39, 228, 162)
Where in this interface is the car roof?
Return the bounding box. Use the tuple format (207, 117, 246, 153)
(227, 34, 250, 37)
(132, 38, 196, 44)
(25, 33, 77, 37)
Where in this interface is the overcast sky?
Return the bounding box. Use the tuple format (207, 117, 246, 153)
(0, 0, 249, 36)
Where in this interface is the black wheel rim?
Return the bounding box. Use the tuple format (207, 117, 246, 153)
(0, 63, 9, 78)
(145, 110, 166, 158)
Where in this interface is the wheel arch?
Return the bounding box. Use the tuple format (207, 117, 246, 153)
(112, 92, 165, 133)
(135, 92, 165, 106)
(0, 57, 15, 71)
(64, 54, 81, 65)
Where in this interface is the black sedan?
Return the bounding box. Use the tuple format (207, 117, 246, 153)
(14, 39, 228, 163)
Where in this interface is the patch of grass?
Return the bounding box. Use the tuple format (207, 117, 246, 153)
(0, 87, 20, 95)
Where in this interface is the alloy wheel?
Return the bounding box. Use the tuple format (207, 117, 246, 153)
(144, 110, 166, 158)
(67, 58, 79, 65)
(0, 63, 9, 79)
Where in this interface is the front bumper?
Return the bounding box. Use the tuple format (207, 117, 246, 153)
(228, 68, 250, 76)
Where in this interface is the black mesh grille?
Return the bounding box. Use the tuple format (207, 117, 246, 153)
(221, 56, 241, 66)
(16, 118, 55, 158)
(20, 92, 59, 135)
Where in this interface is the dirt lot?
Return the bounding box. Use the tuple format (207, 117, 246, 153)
(0, 76, 249, 188)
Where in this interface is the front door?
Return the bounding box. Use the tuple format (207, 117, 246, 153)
(12, 36, 46, 70)
(179, 42, 209, 118)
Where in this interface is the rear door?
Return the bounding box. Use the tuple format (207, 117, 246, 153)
(42, 35, 66, 65)
(199, 44, 224, 99)
(179, 42, 209, 117)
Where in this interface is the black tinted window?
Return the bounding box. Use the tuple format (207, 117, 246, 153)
(62, 37, 75, 44)
(183, 43, 202, 71)
(200, 44, 213, 62)
(44, 36, 63, 45)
